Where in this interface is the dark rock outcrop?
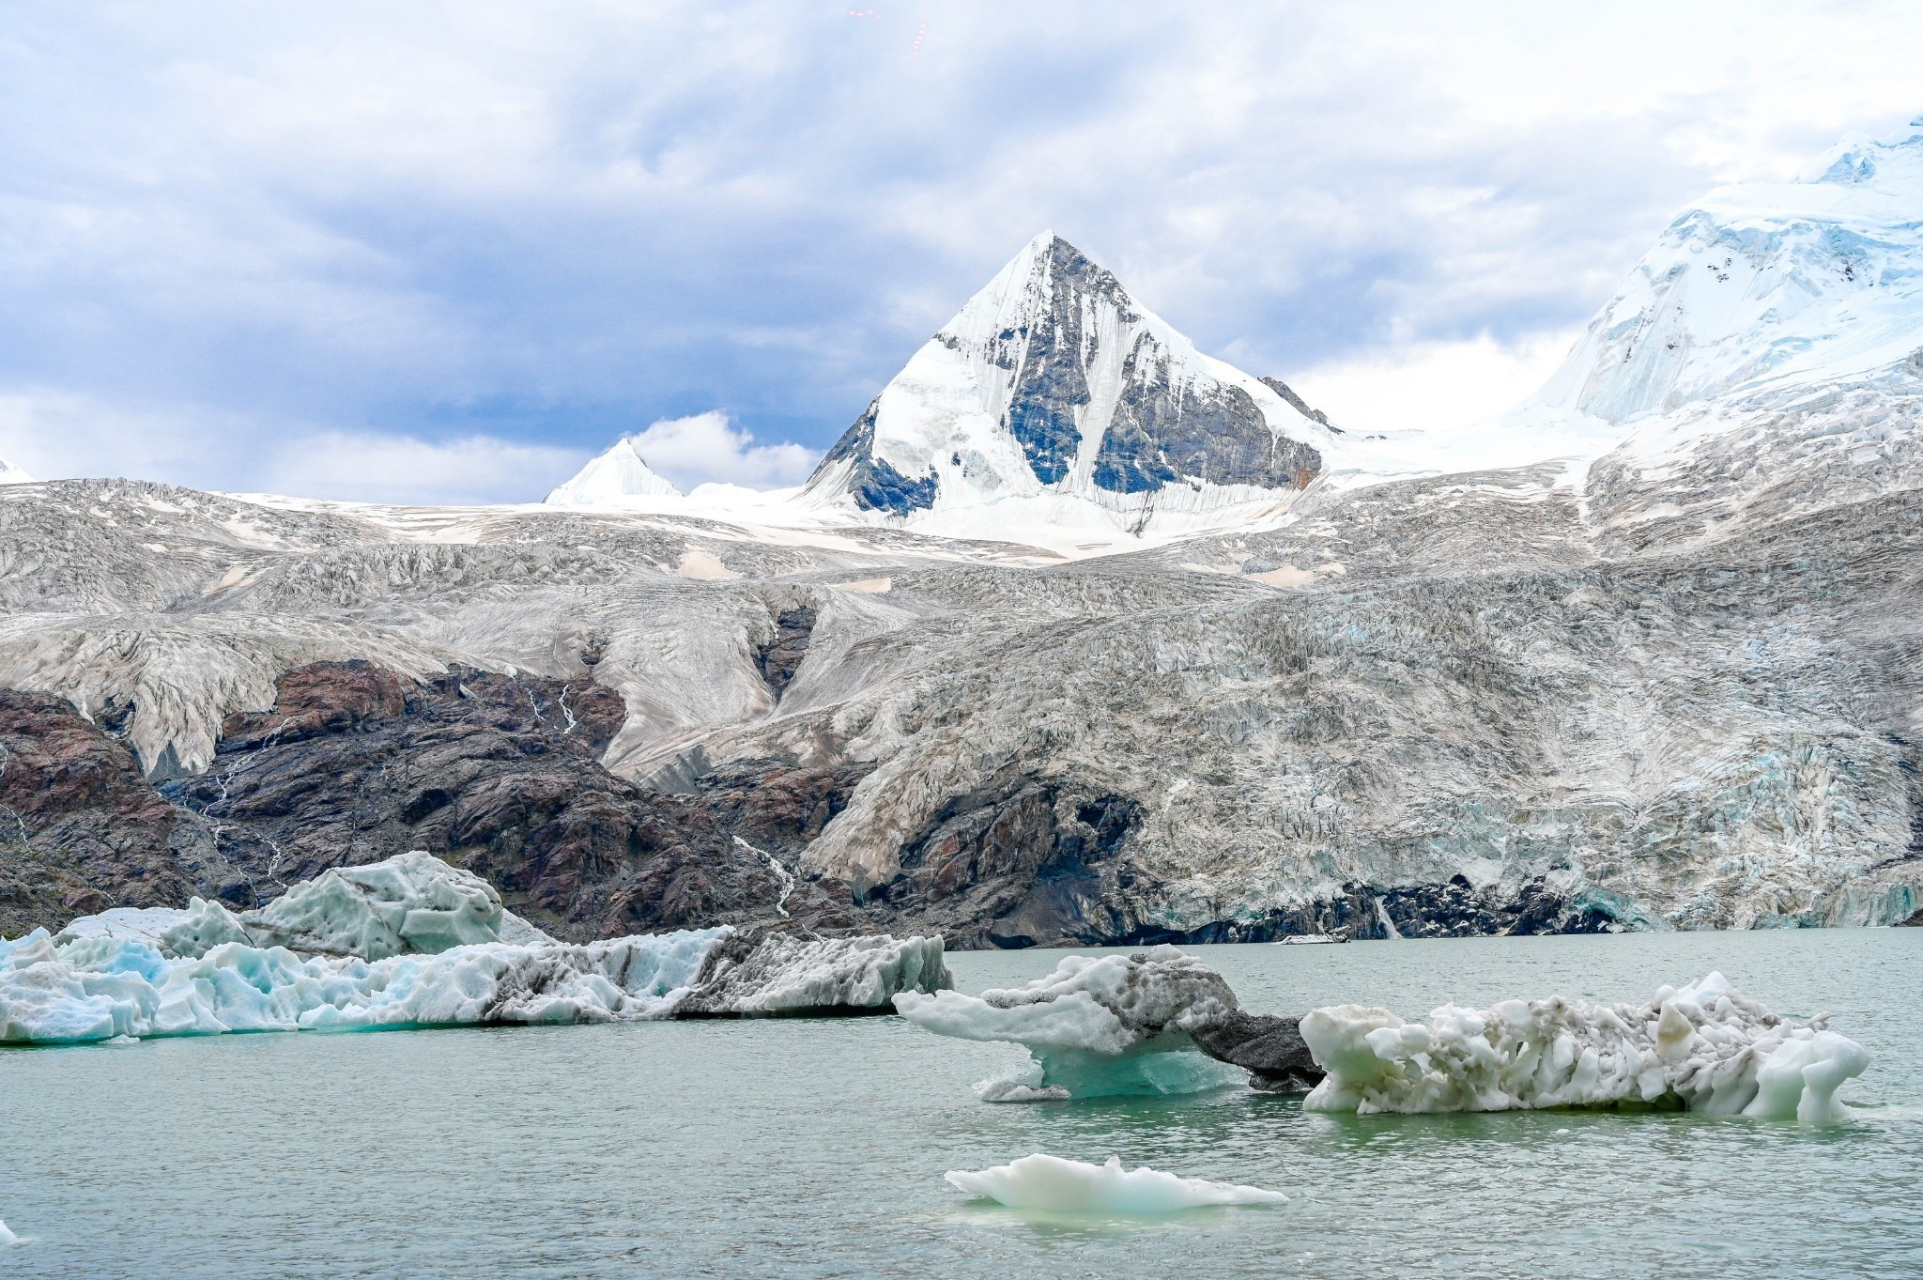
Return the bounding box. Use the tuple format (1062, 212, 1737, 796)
(818, 398, 939, 515)
(0, 690, 199, 936)
(857, 774, 1144, 948)
(1259, 376, 1339, 432)
(754, 607, 817, 697)
(1093, 344, 1322, 493)
(162, 661, 861, 941)
(1190, 1012, 1325, 1093)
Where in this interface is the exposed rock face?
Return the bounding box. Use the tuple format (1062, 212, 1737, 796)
(817, 398, 940, 516)
(855, 774, 1146, 948)
(801, 232, 1332, 524)
(0, 690, 197, 936)
(754, 606, 817, 697)
(1260, 377, 1337, 431)
(1189, 1012, 1324, 1093)
(160, 661, 863, 941)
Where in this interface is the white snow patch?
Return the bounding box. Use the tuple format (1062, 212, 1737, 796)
(945, 1154, 1286, 1213)
(1301, 971, 1869, 1122)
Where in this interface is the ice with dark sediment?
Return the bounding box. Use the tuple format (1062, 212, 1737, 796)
(1, 853, 949, 1043)
(893, 946, 1246, 1099)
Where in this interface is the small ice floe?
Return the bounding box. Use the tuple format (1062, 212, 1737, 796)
(1301, 971, 1870, 1122)
(946, 1154, 1286, 1213)
(0, 1218, 24, 1246)
(895, 947, 1245, 1101)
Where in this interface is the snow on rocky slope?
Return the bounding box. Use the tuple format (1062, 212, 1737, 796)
(797, 231, 1344, 539)
(2, 122, 1921, 946)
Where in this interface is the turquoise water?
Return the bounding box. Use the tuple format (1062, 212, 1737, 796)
(5, 929, 1920, 1278)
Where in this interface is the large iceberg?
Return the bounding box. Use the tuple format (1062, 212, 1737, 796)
(945, 1154, 1287, 1213)
(1301, 972, 1870, 1121)
(50, 851, 548, 961)
(2, 853, 950, 1044)
(894, 947, 1245, 1099)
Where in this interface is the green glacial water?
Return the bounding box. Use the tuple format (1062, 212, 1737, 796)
(5, 929, 1921, 1278)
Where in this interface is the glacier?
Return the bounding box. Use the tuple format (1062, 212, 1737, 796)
(945, 1154, 1286, 1213)
(893, 947, 1246, 1099)
(1300, 971, 1871, 1121)
(1, 852, 950, 1044)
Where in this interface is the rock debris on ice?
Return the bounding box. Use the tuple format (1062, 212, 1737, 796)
(894, 946, 1246, 1099)
(1301, 972, 1870, 1121)
(1, 853, 949, 1043)
(945, 1154, 1286, 1213)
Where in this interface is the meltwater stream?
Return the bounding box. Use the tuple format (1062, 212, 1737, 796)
(5, 929, 1921, 1278)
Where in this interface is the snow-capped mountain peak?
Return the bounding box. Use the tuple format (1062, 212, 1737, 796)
(1537, 113, 1923, 424)
(801, 231, 1340, 527)
(545, 438, 680, 504)
(0, 455, 34, 485)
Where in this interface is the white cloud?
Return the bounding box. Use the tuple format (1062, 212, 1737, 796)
(2, 1, 1921, 495)
(257, 431, 582, 505)
(1289, 330, 1584, 436)
(628, 411, 818, 491)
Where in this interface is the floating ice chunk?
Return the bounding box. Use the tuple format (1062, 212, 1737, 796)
(895, 947, 1244, 1099)
(1300, 971, 1870, 1121)
(945, 1154, 1287, 1213)
(676, 929, 950, 1016)
(243, 851, 551, 958)
(51, 853, 550, 963)
(4, 854, 951, 1044)
(0, 927, 726, 1043)
(0, 1218, 22, 1246)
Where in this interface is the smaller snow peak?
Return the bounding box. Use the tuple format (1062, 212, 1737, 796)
(0, 456, 33, 485)
(545, 437, 681, 505)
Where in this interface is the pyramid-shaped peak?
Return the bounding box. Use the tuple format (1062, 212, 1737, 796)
(0, 455, 32, 485)
(544, 437, 680, 505)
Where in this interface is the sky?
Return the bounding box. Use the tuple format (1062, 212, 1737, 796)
(1, 1, 1920, 503)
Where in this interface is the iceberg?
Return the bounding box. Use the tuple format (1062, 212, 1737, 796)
(894, 947, 1245, 1099)
(51, 851, 550, 961)
(2, 853, 951, 1044)
(1301, 972, 1870, 1122)
(675, 928, 951, 1017)
(945, 1154, 1287, 1213)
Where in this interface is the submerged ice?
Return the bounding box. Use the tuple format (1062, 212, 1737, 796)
(1301, 972, 1870, 1121)
(945, 1154, 1287, 1213)
(1, 852, 950, 1044)
(894, 947, 1245, 1099)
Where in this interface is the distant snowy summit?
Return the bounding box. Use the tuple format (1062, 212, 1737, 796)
(0, 456, 33, 485)
(546, 437, 679, 504)
(1539, 114, 1923, 423)
(799, 231, 1343, 526)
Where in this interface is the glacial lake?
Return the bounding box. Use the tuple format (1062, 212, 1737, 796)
(6, 929, 1921, 1278)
